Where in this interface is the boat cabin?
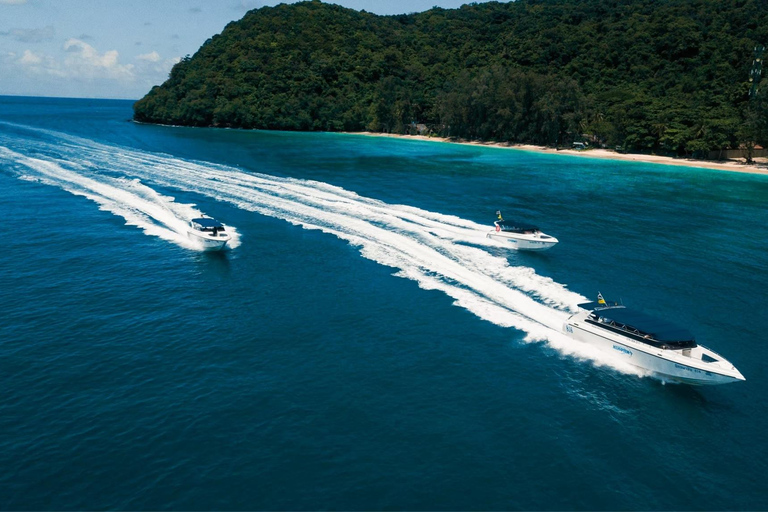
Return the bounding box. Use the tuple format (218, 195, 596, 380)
(581, 303, 697, 349)
(190, 218, 226, 234)
(496, 220, 540, 234)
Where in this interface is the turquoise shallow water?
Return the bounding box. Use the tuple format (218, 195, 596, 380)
(1, 96, 767, 510)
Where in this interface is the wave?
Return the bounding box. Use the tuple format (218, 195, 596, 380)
(0, 122, 644, 377)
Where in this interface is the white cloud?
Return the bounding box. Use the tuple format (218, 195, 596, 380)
(1, 25, 55, 43)
(10, 39, 135, 82)
(20, 49, 41, 64)
(15, 48, 65, 77)
(137, 51, 161, 62)
(62, 38, 134, 80)
(3, 40, 183, 98)
(133, 53, 181, 84)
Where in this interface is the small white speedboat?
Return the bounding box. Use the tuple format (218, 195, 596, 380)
(563, 293, 745, 385)
(187, 217, 230, 251)
(486, 211, 558, 251)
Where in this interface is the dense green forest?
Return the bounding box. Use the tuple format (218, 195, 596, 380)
(133, 0, 768, 156)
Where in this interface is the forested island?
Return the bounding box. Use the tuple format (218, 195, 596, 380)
(133, 0, 768, 157)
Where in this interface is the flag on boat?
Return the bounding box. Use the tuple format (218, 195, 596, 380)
(496, 210, 503, 220)
(597, 292, 606, 305)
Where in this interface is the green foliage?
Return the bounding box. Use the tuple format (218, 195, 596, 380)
(133, 0, 768, 153)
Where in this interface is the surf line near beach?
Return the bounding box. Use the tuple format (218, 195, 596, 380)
(347, 132, 768, 176)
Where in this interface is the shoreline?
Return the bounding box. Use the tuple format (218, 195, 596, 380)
(351, 132, 768, 176)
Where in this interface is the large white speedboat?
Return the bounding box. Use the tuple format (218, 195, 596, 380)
(187, 217, 230, 251)
(563, 294, 745, 385)
(486, 211, 558, 251)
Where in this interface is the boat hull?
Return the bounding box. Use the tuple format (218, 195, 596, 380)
(564, 320, 744, 385)
(486, 231, 558, 251)
(187, 231, 229, 251)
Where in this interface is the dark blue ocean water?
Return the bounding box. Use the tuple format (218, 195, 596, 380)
(1, 96, 767, 510)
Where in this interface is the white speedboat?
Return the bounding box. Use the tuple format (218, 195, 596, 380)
(486, 211, 558, 251)
(187, 217, 230, 251)
(563, 294, 745, 385)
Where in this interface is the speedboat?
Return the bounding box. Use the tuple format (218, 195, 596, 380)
(563, 293, 745, 385)
(187, 217, 230, 251)
(486, 211, 558, 251)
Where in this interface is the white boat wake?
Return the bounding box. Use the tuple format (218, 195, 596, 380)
(0, 122, 646, 378)
(0, 145, 240, 252)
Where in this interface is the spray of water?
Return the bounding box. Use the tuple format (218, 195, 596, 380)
(0, 122, 645, 377)
(0, 145, 240, 251)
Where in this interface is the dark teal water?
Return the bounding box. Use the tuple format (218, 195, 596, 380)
(1, 96, 766, 510)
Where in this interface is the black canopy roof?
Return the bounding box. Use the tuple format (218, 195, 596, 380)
(191, 217, 224, 228)
(581, 303, 695, 343)
(497, 220, 538, 232)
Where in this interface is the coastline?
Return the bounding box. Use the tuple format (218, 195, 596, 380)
(351, 132, 768, 176)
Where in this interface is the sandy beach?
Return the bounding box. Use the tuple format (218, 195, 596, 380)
(353, 132, 768, 176)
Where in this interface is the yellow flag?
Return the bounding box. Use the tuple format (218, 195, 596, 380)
(597, 292, 606, 305)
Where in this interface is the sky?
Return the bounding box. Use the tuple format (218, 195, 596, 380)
(0, 0, 496, 100)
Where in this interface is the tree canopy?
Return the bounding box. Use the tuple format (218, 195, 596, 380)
(133, 0, 768, 155)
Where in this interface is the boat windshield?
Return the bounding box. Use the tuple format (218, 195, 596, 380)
(497, 221, 538, 233)
(191, 218, 224, 231)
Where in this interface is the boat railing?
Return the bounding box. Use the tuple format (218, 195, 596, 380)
(585, 317, 696, 350)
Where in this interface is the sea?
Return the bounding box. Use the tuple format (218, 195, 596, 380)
(0, 96, 766, 510)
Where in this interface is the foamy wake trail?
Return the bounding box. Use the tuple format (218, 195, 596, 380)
(0, 145, 240, 251)
(0, 123, 643, 377)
